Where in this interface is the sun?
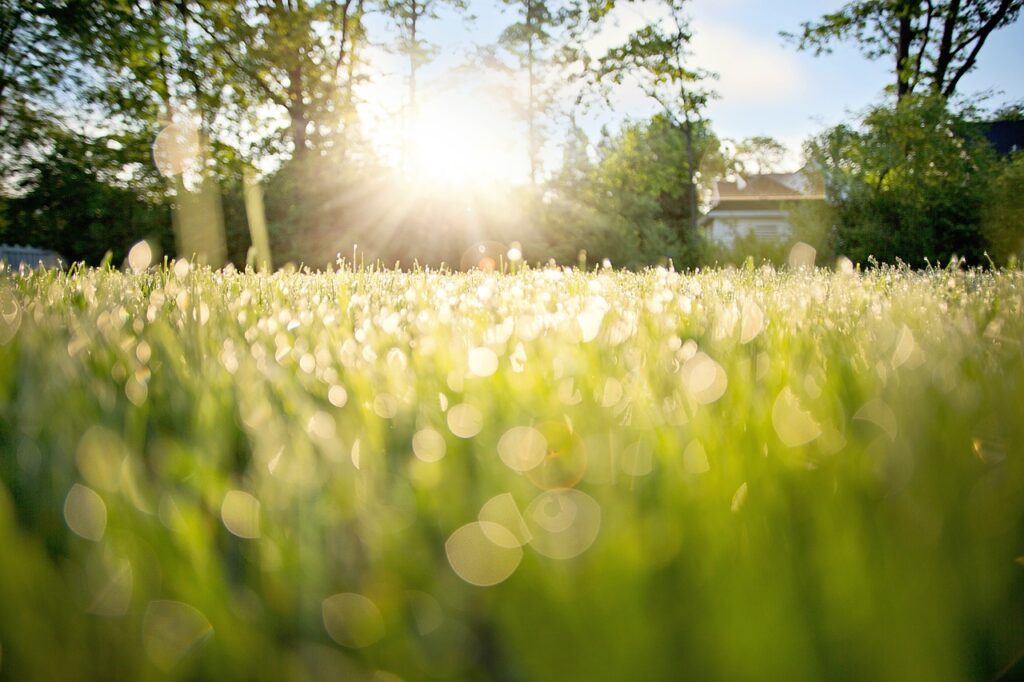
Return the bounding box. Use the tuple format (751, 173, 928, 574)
(405, 90, 527, 189)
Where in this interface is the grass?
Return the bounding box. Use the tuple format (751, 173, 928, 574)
(0, 260, 1022, 681)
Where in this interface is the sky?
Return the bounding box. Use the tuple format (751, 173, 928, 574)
(360, 0, 1024, 176)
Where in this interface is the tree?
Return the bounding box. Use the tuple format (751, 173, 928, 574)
(197, 0, 369, 160)
(536, 114, 718, 267)
(732, 136, 789, 176)
(807, 94, 998, 265)
(595, 0, 715, 238)
(494, 0, 564, 185)
(982, 151, 1024, 265)
(384, 0, 469, 168)
(784, 0, 1024, 101)
(0, 131, 173, 265)
(0, 1, 89, 179)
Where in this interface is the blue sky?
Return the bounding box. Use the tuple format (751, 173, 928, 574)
(362, 0, 1024, 174)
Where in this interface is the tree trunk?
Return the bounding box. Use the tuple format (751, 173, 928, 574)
(683, 111, 698, 239)
(409, 0, 418, 115)
(289, 63, 307, 157)
(527, 0, 537, 185)
(896, 3, 913, 100)
(341, 0, 364, 156)
(933, 0, 961, 94)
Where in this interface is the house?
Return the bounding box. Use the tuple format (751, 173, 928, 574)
(700, 169, 825, 248)
(0, 244, 65, 269)
(975, 119, 1024, 157)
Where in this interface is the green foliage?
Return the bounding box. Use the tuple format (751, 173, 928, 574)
(732, 135, 789, 176)
(0, 0, 90, 179)
(807, 94, 998, 266)
(204, 0, 370, 157)
(591, 0, 714, 241)
(0, 132, 173, 265)
(1, 264, 1023, 680)
(982, 152, 1024, 265)
(594, 0, 714, 116)
(493, 0, 566, 183)
(535, 115, 713, 268)
(784, 0, 1024, 100)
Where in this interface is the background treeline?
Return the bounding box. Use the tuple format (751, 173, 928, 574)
(0, 0, 1022, 270)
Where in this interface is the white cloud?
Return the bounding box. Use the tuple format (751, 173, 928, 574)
(692, 22, 804, 104)
(582, 3, 804, 107)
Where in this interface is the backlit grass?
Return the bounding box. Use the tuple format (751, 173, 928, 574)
(1, 261, 1022, 681)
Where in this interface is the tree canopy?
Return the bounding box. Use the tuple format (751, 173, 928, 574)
(785, 0, 1024, 101)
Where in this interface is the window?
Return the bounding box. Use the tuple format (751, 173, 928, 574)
(753, 224, 779, 239)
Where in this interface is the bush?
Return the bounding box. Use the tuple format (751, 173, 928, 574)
(808, 95, 998, 266)
(982, 152, 1024, 265)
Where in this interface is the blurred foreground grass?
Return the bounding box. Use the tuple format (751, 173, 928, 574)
(0, 261, 1023, 681)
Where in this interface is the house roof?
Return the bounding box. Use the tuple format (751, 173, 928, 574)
(712, 171, 825, 203)
(700, 169, 825, 227)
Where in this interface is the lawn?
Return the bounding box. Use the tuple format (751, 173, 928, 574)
(0, 261, 1022, 681)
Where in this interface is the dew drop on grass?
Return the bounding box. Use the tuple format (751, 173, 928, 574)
(142, 600, 213, 672)
(681, 352, 728, 404)
(152, 121, 201, 177)
(172, 259, 190, 279)
(891, 325, 916, 369)
(468, 347, 498, 377)
(0, 289, 23, 344)
(351, 439, 362, 469)
(87, 552, 133, 617)
(64, 484, 107, 541)
(478, 493, 531, 547)
(731, 482, 749, 513)
(509, 342, 528, 373)
(621, 441, 654, 477)
(322, 593, 386, 648)
(772, 387, 822, 447)
(406, 591, 444, 636)
(373, 393, 399, 419)
(307, 411, 336, 440)
(76, 426, 126, 492)
(445, 368, 467, 393)
(445, 522, 523, 586)
(577, 308, 604, 343)
(127, 240, 153, 272)
(600, 378, 623, 408)
(788, 242, 817, 269)
(412, 428, 446, 463)
(971, 437, 1006, 465)
(447, 403, 483, 439)
(740, 300, 764, 344)
(853, 398, 899, 441)
(497, 426, 547, 472)
(525, 489, 601, 560)
(328, 385, 348, 408)
(221, 490, 261, 539)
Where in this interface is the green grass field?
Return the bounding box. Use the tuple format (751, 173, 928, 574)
(1, 261, 1023, 681)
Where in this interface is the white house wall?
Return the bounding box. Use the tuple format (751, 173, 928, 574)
(703, 210, 794, 248)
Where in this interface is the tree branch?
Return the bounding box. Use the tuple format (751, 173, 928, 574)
(191, 9, 289, 109)
(943, 0, 1014, 97)
(933, 0, 961, 92)
(912, 0, 934, 93)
